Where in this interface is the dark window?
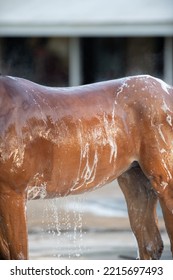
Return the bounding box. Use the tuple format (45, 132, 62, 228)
(1, 37, 69, 86)
(81, 37, 164, 84)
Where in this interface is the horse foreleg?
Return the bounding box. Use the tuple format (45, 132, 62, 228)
(0, 187, 28, 259)
(118, 165, 163, 260)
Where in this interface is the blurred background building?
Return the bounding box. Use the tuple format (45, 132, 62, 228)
(0, 0, 173, 87)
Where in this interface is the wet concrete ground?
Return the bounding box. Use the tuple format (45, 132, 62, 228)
(27, 181, 172, 260)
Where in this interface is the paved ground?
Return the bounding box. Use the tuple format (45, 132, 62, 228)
(27, 181, 172, 260)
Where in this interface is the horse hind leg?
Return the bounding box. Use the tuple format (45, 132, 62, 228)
(117, 165, 163, 260)
(0, 186, 28, 260)
(159, 191, 173, 258)
(140, 156, 173, 258)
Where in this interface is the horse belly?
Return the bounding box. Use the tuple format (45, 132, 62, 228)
(44, 140, 131, 197)
(27, 141, 120, 199)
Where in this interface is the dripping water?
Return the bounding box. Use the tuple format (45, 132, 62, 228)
(40, 195, 86, 259)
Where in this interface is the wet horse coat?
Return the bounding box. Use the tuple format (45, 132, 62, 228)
(0, 75, 173, 259)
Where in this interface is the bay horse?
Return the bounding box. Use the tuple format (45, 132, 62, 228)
(0, 74, 173, 260)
